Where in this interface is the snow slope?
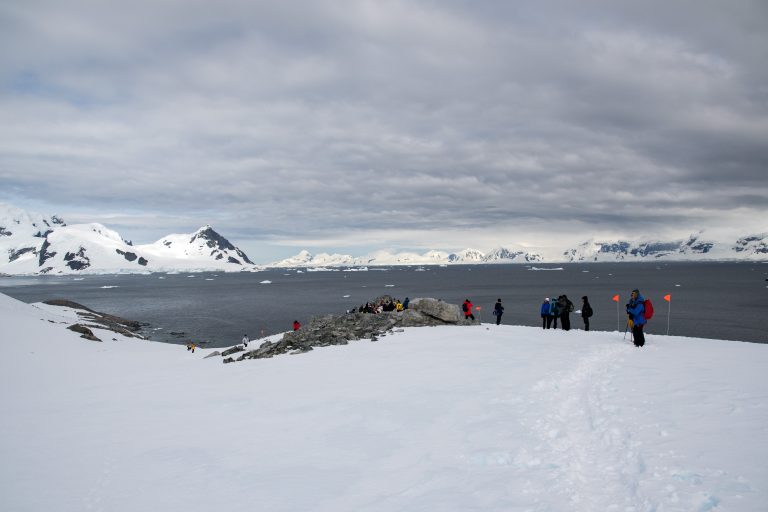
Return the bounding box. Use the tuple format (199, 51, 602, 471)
(1, 292, 766, 511)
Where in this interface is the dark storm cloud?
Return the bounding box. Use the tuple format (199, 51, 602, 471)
(1, 0, 766, 257)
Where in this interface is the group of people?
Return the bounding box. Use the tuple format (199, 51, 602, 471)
(223, 288, 650, 354)
(357, 297, 410, 314)
(539, 295, 593, 331)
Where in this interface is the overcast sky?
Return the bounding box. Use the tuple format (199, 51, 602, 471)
(1, 0, 766, 262)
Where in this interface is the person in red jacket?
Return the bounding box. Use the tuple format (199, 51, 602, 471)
(462, 299, 475, 321)
(292, 320, 301, 331)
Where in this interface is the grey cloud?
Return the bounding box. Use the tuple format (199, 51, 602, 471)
(1, 0, 766, 255)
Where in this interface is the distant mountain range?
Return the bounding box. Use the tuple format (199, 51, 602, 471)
(1, 203, 766, 275)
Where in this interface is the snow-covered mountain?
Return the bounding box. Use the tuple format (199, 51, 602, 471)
(270, 247, 544, 267)
(561, 232, 768, 262)
(0, 204, 257, 274)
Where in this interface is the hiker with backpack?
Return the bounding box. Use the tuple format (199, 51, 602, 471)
(550, 297, 560, 329)
(559, 295, 574, 331)
(626, 289, 652, 347)
(493, 298, 504, 325)
(462, 299, 475, 321)
(581, 296, 593, 331)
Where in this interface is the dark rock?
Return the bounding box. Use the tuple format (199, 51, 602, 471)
(38, 240, 57, 266)
(0, 226, 12, 237)
(116, 249, 138, 262)
(223, 357, 234, 364)
(221, 346, 245, 356)
(138, 257, 148, 266)
(67, 323, 102, 342)
(9, 246, 36, 262)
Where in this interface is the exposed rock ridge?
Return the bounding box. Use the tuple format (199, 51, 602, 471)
(219, 298, 472, 363)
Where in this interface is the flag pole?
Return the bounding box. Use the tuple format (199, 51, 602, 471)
(612, 294, 620, 333)
(664, 294, 671, 336)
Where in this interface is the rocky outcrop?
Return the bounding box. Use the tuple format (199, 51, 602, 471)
(44, 300, 146, 339)
(410, 297, 462, 323)
(219, 298, 473, 364)
(67, 323, 102, 341)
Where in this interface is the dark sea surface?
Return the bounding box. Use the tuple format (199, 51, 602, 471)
(1, 262, 766, 346)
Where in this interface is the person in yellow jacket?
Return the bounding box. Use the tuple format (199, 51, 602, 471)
(396, 300, 404, 312)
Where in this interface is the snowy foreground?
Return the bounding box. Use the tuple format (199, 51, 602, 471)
(1, 293, 766, 512)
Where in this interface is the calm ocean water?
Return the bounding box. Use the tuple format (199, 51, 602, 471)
(1, 262, 766, 346)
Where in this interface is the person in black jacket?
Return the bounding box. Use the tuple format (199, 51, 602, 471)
(581, 296, 593, 331)
(493, 298, 504, 325)
(559, 295, 574, 331)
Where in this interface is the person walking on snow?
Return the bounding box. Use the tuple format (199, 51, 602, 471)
(541, 298, 552, 329)
(462, 299, 475, 321)
(242, 334, 249, 347)
(626, 289, 646, 347)
(493, 298, 504, 325)
(581, 296, 593, 331)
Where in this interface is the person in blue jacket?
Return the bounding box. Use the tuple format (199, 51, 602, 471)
(626, 289, 646, 347)
(540, 298, 552, 329)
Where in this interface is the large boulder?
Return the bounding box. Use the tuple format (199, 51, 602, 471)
(410, 298, 461, 323)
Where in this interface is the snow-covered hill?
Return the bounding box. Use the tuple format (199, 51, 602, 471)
(0, 203, 257, 274)
(270, 247, 544, 267)
(1, 291, 766, 511)
(561, 232, 768, 262)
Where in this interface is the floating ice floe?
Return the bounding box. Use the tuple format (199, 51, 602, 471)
(205, 279, 214, 281)
(343, 294, 351, 298)
(73, 278, 84, 281)
(529, 267, 564, 271)
(385, 284, 395, 287)
(99, 285, 119, 289)
(260, 280, 272, 284)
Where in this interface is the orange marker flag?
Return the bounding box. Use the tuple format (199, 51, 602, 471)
(663, 294, 671, 302)
(612, 294, 620, 302)
(475, 306, 482, 310)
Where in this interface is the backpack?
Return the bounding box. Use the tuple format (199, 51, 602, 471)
(462, 303, 468, 313)
(643, 299, 654, 320)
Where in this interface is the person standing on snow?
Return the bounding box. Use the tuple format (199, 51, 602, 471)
(242, 334, 249, 347)
(293, 320, 301, 331)
(626, 289, 646, 347)
(581, 296, 593, 331)
(541, 298, 552, 329)
(557, 295, 573, 331)
(462, 298, 475, 321)
(550, 297, 560, 329)
(493, 298, 504, 325)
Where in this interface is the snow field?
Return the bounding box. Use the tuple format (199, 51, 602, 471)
(1, 292, 766, 511)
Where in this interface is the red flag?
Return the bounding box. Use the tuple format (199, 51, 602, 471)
(612, 294, 620, 302)
(663, 294, 671, 302)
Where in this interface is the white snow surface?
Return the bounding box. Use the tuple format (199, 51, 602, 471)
(1, 292, 767, 511)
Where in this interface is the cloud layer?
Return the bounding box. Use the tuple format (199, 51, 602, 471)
(1, 0, 767, 260)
